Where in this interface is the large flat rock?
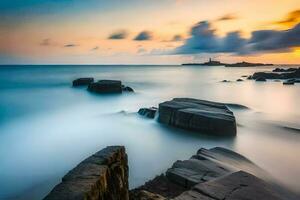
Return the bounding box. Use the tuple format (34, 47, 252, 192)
(88, 80, 123, 94)
(158, 98, 236, 136)
(173, 171, 282, 200)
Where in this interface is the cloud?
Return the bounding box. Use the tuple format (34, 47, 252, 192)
(134, 31, 152, 41)
(172, 34, 183, 41)
(249, 23, 300, 51)
(64, 44, 77, 48)
(217, 13, 238, 21)
(175, 20, 300, 55)
(108, 30, 128, 39)
(274, 10, 300, 26)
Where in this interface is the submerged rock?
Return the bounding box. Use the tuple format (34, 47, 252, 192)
(122, 86, 135, 92)
(283, 79, 295, 85)
(88, 80, 123, 94)
(44, 146, 129, 200)
(255, 77, 266, 82)
(72, 78, 94, 86)
(236, 78, 244, 82)
(138, 107, 157, 119)
(252, 68, 300, 80)
(158, 98, 236, 136)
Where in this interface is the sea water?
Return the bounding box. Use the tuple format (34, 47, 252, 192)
(0, 65, 299, 200)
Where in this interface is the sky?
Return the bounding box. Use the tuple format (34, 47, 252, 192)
(0, 0, 300, 64)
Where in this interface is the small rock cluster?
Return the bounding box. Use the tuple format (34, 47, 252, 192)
(72, 78, 134, 93)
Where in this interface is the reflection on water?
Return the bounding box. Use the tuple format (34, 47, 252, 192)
(0, 65, 299, 200)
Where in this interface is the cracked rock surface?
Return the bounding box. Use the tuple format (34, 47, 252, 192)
(158, 98, 236, 136)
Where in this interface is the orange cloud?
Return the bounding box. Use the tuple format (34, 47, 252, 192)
(274, 9, 300, 27)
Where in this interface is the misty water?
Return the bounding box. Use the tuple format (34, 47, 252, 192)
(0, 65, 299, 200)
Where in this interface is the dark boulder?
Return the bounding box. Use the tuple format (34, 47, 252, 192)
(88, 80, 122, 94)
(221, 80, 230, 82)
(122, 86, 134, 92)
(283, 79, 295, 85)
(138, 107, 157, 119)
(255, 77, 266, 82)
(158, 98, 236, 136)
(236, 79, 244, 82)
(252, 68, 300, 80)
(72, 78, 94, 86)
(44, 146, 129, 200)
(273, 68, 298, 72)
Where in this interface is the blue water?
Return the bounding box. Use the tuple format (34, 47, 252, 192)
(0, 65, 299, 200)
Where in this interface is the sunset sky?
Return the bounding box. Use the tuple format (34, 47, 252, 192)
(1, 0, 300, 64)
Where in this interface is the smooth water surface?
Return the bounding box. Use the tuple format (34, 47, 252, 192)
(0, 65, 299, 200)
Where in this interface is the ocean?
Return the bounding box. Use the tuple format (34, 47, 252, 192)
(0, 65, 299, 200)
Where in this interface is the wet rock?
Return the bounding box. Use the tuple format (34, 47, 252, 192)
(283, 79, 295, 85)
(273, 68, 298, 73)
(130, 190, 166, 200)
(138, 107, 157, 119)
(173, 171, 283, 200)
(255, 77, 266, 82)
(72, 78, 94, 86)
(221, 80, 230, 82)
(252, 68, 300, 80)
(44, 146, 129, 200)
(236, 79, 243, 82)
(88, 80, 123, 94)
(122, 86, 135, 92)
(158, 98, 236, 136)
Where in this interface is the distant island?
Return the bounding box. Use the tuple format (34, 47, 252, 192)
(182, 58, 225, 66)
(225, 61, 274, 67)
(182, 58, 273, 67)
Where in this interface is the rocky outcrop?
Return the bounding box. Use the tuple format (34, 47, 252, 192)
(251, 67, 300, 80)
(122, 86, 134, 92)
(73, 78, 94, 86)
(130, 190, 166, 200)
(255, 77, 266, 82)
(225, 61, 273, 67)
(131, 147, 289, 200)
(43, 146, 129, 200)
(173, 171, 282, 200)
(138, 107, 157, 119)
(88, 80, 123, 94)
(158, 98, 236, 136)
(273, 68, 299, 72)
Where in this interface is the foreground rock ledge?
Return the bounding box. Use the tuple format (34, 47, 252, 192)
(43, 146, 129, 200)
(158, 98, 237, 136)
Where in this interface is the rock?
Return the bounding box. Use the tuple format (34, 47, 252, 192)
(88, 80, 123, 94)
(158, 98, 236, 136)
(283, 79, 295, 85)
(252, 68, 300, 80)
(241, 75, 248, 77)
(165, 147, 259, 189)
(131, 174, 186, 199)
(72, 78, 94, 86)
(236, 79, 243, 82)
(123, 86, 135, 92)
(173, 171, 283, 200)
(273, 68, 298, 72)
(221, 80, 230, 82)
(138, 107, 157, 119)
(255, 77, 266, 82)
(43, 146, 129, 200)
(130, 190, 166, 200)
